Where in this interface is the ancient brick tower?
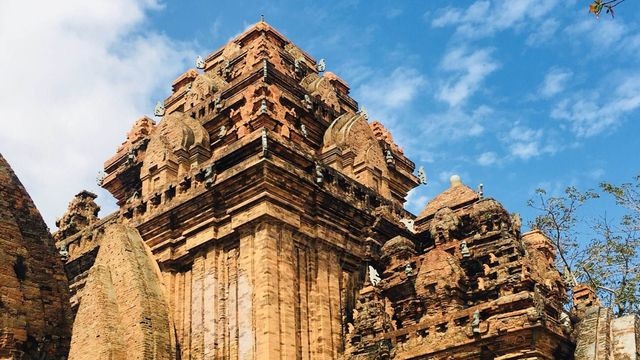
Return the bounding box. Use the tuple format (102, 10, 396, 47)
(0, 154, 71, 359)
(50, 21, 590, 360)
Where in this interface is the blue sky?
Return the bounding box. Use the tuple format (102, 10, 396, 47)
(1, 0, 639, 233)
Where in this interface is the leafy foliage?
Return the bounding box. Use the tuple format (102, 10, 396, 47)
(527, 187, 599, 282)
(589, 0, 627, 19)
(528, 176, 640, 315)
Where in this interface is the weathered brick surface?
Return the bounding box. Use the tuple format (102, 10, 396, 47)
(575, 307, 613, 360)
(68, 224, 174, 360)
(0, 153, 71, 359)
(612, 315, 640, 360)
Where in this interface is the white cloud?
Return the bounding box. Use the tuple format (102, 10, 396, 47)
(386, 8, 404, 19)
(551, 74, 640, 137)
(565, 17, 640, 62)
(357, 66, 426, 121)
(437, 47, 499, 107)
(0, 0, 198, 227)
(420, 105, 491, 146)
(588, 168, 605, 181)
(503, 124, 558, 160)
(478, 151, 499, 166)
(431, 0, 559, 38)
(526, 18, 560, 46)
(405, 188, 428, 214)
(539, 68, 573, 97)
(566, 17, 627, 50)
(358, 67, 426, 109)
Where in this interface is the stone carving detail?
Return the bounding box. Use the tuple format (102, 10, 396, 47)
(321, 111, 391, 199)
(184, 73, 228, 111)
(470, 198, 512, 234)
(221, 41, 242, 63)
(343, 285, 394, 360)
(300, 73, 340, 110)
(140, 111, 211, 197)
(370, 121, 403, 154)
(429, 207, 460, 244)
(471, 310, 481, 334)
(54, 190, 100, 242)
(245, 28, 280, 69)
(117, 116, 155, 154)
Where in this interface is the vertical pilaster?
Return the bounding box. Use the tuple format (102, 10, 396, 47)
(312, 244, 335, 359)
(297, 247, 310, 360)
(279, 228, 297, 359)
(253, 222, 281, 358)
(203, 247, 218, 359)
(216, 248, 227, 359)
(238, 229, 255, 360)
(175, 271, 185, 356)
(328, 251, 342, 359)
(191, 255, 205, 359)
(228, 247, 239, 359)
(183, 269, 192, 359)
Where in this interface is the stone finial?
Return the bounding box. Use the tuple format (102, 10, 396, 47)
(358, 106, 369, 120)
(195, 55, 205, 70)
(303, 94, 313, 110)
(261, 128, 268, 157)
(259, 99, 268, 114)
(460, 240, 471, 258)
(315, 162, 324, 184)
(317, 58, 326, 72)
(368, 265, 381, 286)
(418, 167, 427, 185)
(385, 149, 395, 166)
(404, 263, 413, 276)
(471, 310, 481, 334)
(450, 174, 462, 187)
(154, 101, 165, 117)
(59, 244, 69, 262)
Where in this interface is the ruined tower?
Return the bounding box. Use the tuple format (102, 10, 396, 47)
(0, 154, 71, 359)
(52, 21, 587, 359)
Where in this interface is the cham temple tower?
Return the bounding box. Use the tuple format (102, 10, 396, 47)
(2, 20, 640, 360)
